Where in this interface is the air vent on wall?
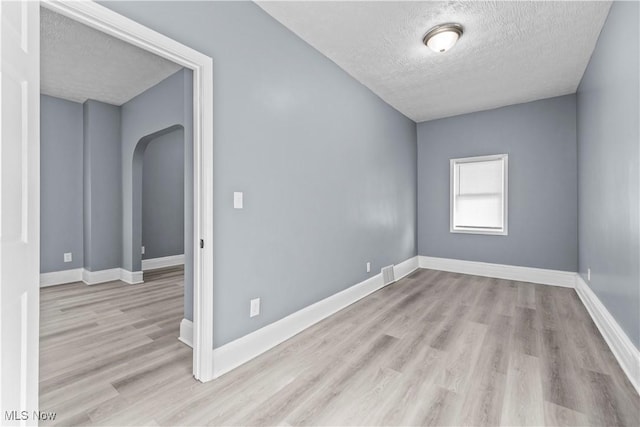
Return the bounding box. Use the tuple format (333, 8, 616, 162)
(381, 265, 395, 285)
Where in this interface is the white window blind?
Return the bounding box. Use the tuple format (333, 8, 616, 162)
(450, 154, 508, 235)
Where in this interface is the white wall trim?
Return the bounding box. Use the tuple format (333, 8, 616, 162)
(575, 275, 640, 394)
(141, 254, 185, 271)
(40, 268, 83, 287)
(40, 267, 144, 286)
(418, 256, 576, 288)
(81, 268, 143, 285)
(82, 268, 121, 285)
(179, 318, 194, 348)
(43, 0, 214, 382)
(394, 256, 419, 281)
(119, 269, 144, 285)
(211, 256, 419, 378)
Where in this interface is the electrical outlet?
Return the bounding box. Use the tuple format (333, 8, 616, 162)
(587, 268, 591, 281)
(250, 298, 260, 317)
(141, 246, 145, 255)
(366, 262, 371, 273)
(63, 253, 72, 263)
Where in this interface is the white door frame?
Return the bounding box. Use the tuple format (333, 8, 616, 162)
(41, 0, 215, 382)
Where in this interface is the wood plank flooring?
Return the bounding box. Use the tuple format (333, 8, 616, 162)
(40, 268, 639, 426)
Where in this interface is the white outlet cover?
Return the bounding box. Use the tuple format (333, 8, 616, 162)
(64, 252, 72, 262)
(141, 246, 145, 255)
(366, 262, 371, 273)
(250, 298, 260, 317)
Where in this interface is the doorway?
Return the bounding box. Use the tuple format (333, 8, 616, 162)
(38, 7, 197, 419)
(0, 3, 213, 417)
(39, 0, 214, 383)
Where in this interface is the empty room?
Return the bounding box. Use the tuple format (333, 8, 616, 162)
(0, 0, 638, 426)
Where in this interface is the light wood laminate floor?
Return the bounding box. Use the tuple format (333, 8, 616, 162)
(40, 268, 639, 426)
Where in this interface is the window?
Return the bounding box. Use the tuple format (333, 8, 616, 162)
(450, 154, 508, 235)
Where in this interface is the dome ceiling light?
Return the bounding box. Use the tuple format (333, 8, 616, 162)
(423, 23, 464, 53)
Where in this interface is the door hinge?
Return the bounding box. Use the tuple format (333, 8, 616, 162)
(200, 239, 204, 249)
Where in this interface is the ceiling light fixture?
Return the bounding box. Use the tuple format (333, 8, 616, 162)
(423, 23, 463, 53)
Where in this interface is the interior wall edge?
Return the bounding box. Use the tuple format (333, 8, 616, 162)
(575, 275, 640, 394)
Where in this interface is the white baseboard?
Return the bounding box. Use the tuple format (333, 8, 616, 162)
(142, 254, 185, 271)
(40, 267, 144, 287)
(179, 318, 194, 348)
(40, 268, 83, 287)
(211, 256, 419, 378)
(393, 256, 419, 281)
(575, 275, 640, 394)
(120, 269, 144, 285)
(418, 256, 576, 288)
(82, 268, 143, 285)
(82, 268, 121, 285)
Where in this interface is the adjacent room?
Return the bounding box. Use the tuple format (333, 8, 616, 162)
(37, 8, 196, 419)
(0, 0, 638, 426)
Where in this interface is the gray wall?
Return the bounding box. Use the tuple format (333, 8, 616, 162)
(122, 69, 193, 322)
(577, 1, 639, 347)
(120, 69, 191, 274)
(42, 74, 191, 318)
(83, 100, 122, 272)
(102, 1, 418, 347)
(417, 95, 578, 272)
(40, 95, 84, 273)
(142, 128, 185, 260)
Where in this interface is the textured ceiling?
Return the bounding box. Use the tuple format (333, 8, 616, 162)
(256, 1, 612, 122)
(40, 7, 182, 106)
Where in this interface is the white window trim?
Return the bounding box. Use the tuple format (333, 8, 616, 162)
(450, 154, 508, 236)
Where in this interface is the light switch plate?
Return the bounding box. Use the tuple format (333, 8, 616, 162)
(234, 192, 243, 209)
(250, 298, 260, 317)
(64, 253, 72, 263)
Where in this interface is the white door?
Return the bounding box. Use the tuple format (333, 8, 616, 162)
(0, 1, 40, 425)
